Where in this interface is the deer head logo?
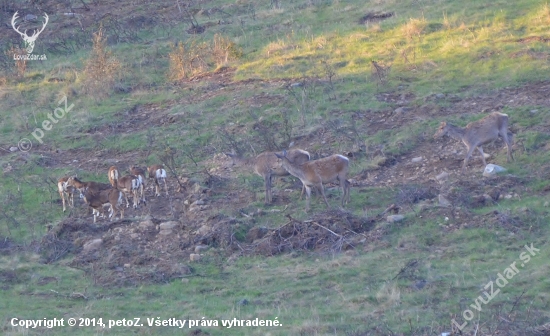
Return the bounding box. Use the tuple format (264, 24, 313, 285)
(11, 11, 49, 54)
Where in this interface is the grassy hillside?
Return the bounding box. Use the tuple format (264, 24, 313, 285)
(0, 0, 549, 335)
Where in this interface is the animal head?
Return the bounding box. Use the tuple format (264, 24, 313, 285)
(224, 152, 241, 166)
(433, 122, 449, 139)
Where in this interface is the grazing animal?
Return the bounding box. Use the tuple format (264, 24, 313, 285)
(116, 175, 142, 208)
(433, 112, 514, 171)
(225, 149, 311, 204)
(108, 166, 119, 188)
(80, 188, 124, 223)
(130, 166, 147, 204)
(57, 176, 75, 212)
(148, 164, 168, 197)
(274, 151, 350, 211)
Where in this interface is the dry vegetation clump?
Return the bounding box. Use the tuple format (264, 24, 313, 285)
(82, 27, 121, 97)
(402, 17, 427, 40)
(250, 209, 376, 256)
(168, 34, 241, 81)
(6, 46, 27, 77)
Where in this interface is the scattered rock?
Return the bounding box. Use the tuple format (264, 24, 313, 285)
(189, 254, 201, 262)
(411, 156, 423, 163)
(387, 215, 405, 223)
(196, 225, 210, 235)
(435, 171, 449, 181)
(83, 239, 102, 253)
(195, 245, 209, 253)
(483, 164, 506, 177)
(438, 194, 452, 207)
(159, 221, 178, 231)
(191, 199, 205, 206)
(394, 107, 409, 114)
(9, 146, 18, 152)
(139, 219, 155, 230)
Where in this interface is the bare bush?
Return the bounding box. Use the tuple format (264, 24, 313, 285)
(168, 34, 241, 81)
(6, 46, 27, 77)
(82, 27, 121, 97)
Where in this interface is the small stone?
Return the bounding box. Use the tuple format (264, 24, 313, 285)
(159, 221, 177, 230)
(196, 225, 210, 235)
(190, 254, 201, 262)
(159, 230, 172, 236)
(438, 194, 452, 207)
(181, 278, 190, 283)
(191, 199, 205, 206)
(394, 107, 409, 114)
(435, 171, 449, 181)
(83, 239, 102, 252)
(544, 201, 549, 207)
(483, 164, 506, 177)
(195, 245, 209, 253)
(9, 146, 19, 152)
(504, 194, 513, 199)
(411, 156, 423, 163)
(238, 299, 249, 306)
(387, 215, 405, 223)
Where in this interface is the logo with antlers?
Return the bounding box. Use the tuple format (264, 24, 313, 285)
(11, 11, 49, 54)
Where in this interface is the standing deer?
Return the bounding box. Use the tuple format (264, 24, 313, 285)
(80, 187, 124, 223)
(225, 149, 311, 204)
(274, 151, 350, 211)
(108, 166, 119, 188)
(433, 112, 514, 172)
(148, 164, 168, 197)
(57, 176, 75, 212)
(130, 166, 147, 205)
(116, 175, 142, 208)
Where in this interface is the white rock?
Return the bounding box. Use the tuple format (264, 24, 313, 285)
(195, 245, 209, 253)
(387, 215, 405, 223)
(83, 239, 102, 252)
(411, 156, 423, 163)
(9, 146, 19, 152)
(483, 164, 506, 177)
(438, 194, 452, 207)
(435, 171, 449, 181)
(159, 221, 178, 230)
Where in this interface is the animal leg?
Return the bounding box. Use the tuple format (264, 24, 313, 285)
(462, 145, 476, 172)
(304, 185, 312, 212)
(502, 131, 514, 162)
(477, 146, 487, 166)
(318, 183, 330, 208)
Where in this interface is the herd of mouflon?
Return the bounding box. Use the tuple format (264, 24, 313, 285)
(58, 112, 513, 222)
